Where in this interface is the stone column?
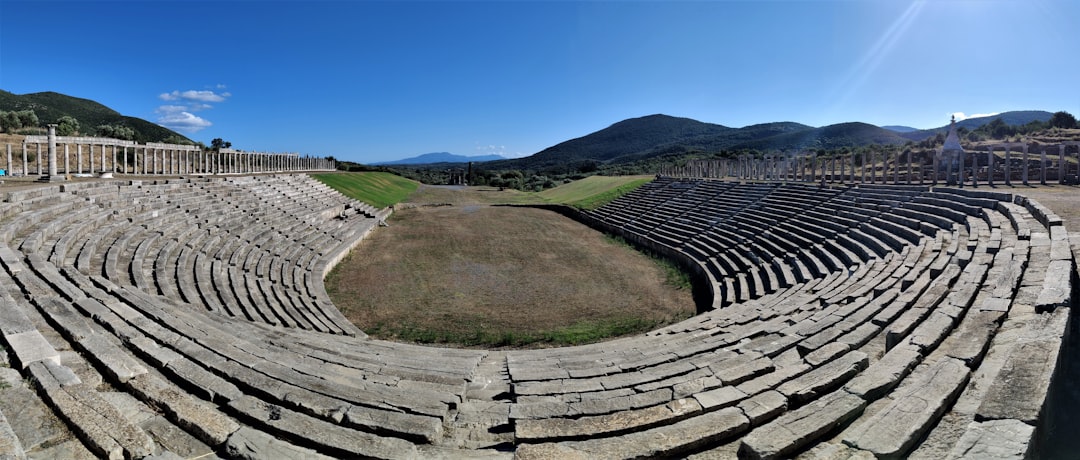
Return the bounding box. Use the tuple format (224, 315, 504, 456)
(906, 151, 913, 184)
(972, 153, 978, 188)
(22, 142, 27, 176)
(103, 144, 108, 173)
(1040, 148, 1047, 185)
(4, 144, 10, 176)
(860, 151, 867, 183)
(1022, 145, 1029, 186)
(78, 144, 84, 174)
(932, 153, 939, 186)
(64, 144, 70, 176)
(870, 151, 877, 184)
(46, 124, 62, 181)
(987, 148, 995, 187)
(1059, 145, 1066, 184)
(37, 143, 43, 175)
(997, 145, 1006, 184)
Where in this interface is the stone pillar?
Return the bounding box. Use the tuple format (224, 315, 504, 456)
(860, 151, 867, 183)
(1022, 146, 1029, 186)
(1004, 146, 1012, 186)
(987, 148, 995, 187)
(122, 146, 128, 174)
(972, 153, 978, 188)
(870, 151, 877, 184)
(46, 124, 62, 181)
(103, 144, 108, 173)
(63, 144, 70, 176)
(1059, 145, 1066, 184)
(78, 144, 85, 174)
(1038, 147, 1046, 185)
(22, 142, 28, 176)
(958, 151, 964, 188)
(906, 151, 913, 184)
(4, 144, 10, 176)
(932, 153, 939, 186)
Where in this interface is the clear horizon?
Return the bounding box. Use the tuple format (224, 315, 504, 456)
(2, 1, 1077, 164)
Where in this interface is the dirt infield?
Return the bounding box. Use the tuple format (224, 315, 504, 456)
(326, 186, 695, 348)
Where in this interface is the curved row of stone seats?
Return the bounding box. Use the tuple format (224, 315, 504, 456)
(588, 181, 973, 310)
(514, 184, 1071, 458)
(0, 174, 1073, 458)
(39, 176, 371, 335)
(0, 175, 500, 458)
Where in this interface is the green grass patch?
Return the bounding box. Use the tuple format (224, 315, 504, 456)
(311, 172, 419, 208)
(538, 175, 653, 210)
(369, 314, 689, 348)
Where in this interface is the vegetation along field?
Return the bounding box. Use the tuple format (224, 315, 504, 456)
(322, 175, 696, 348)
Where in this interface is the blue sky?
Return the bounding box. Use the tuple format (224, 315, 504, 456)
(2, 1, 1078, 164)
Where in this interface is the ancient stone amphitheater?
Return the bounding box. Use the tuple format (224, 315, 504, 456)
(0, 174, 1074, 459)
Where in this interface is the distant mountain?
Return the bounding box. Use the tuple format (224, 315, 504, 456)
(374, 152, 505, 165)
(0, 90, 192, 143)
(489, 114, 909, 171)
(882, 125, 918, 133)
(897, 110, 1055, 142)
(729, 122, 909, 151)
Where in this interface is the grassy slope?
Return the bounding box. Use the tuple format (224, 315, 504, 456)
(539, 175, 654, 210)
(314, 172, 653, 210)
(311, 172, 419, 208)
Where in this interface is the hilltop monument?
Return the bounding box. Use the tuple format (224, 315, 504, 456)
(940, 115, 964, 186)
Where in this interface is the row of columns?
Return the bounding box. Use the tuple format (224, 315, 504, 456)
(662, 146, 1080, 186)
(3, 142, 336, 177)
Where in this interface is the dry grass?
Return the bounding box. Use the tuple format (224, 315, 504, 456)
(326, 188, 695, 348)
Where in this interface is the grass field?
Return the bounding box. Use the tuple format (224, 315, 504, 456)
(325, 185, 694, 348)
(310, 172, 419, 208)
(315, 173, 692, 348)
(538, 175, 653, 209)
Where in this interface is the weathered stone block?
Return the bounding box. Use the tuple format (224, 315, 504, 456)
(740, 390, 866, 460)
(841, 358, 969, 458)
(946, 419, 1034, 460)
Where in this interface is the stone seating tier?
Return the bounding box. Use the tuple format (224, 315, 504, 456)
(0, 176, 1072, 458)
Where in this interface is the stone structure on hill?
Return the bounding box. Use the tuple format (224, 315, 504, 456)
(940, 115, 965, 186)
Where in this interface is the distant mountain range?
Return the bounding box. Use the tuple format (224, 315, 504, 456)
(373, 152, 506, 165)
(881, 125, 919, 133)
(487, 111, 1057, 171)
(890, 111, 1054, 142)
(0, 90, 192, 143)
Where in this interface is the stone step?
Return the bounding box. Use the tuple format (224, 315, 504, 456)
(840, 357, 970, 458)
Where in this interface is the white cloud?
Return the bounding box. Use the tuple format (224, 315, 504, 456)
(154, 87, 230, 133)
(156, 105, 212, 133)
(158, 89, 229, 103)
(950, 111, 1000, 122)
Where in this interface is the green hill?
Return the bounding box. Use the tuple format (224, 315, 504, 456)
(897, 110, 1055, 142)
(730, 122, 909, 150)
(0, 90, 193, 143)
(487, 114, 911, 173)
